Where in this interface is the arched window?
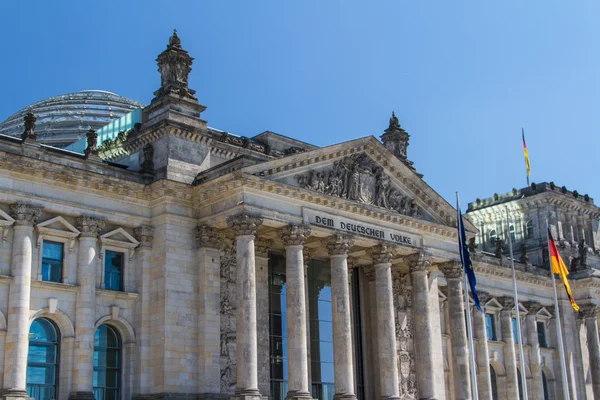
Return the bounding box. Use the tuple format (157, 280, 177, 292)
(27, 318, 60, 400)
(542, 371, 550, 400)
(509, 225, 516, 243)
(94, 325, 121, 400)
(490, 230, 497, 247)
(525, 220, 534, 239)
(490, 365, 498, 400)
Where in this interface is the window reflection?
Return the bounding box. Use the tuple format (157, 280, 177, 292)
(93, 325, 121, 400)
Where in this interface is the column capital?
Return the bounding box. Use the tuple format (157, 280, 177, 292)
(280, 224, 312, 247)
(227, 213, 263, 237)
(523, 301, 544, 314)
(134, 225, 155, 248)
(406, 251, 432, 273)
(76, 216, 105, 238)
(478, 290, 493, 306)
(369, 243, 395, 266)
(498, 296, 515, 311)
(255, 237, 273, 258)
(10, 203, 43, 226)
(325, 234, 354, 256)
(439, 261, 462, 279)
(195, 224, 222, 249)
(578, 304, 599, 320)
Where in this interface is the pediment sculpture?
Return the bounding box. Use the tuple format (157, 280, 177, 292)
(295, 153, 421, 218)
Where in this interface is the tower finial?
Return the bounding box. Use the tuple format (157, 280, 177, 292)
(389, 111, 400, 129)
(168, 29, 181, 49)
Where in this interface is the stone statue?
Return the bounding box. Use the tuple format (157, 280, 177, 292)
(494, 239, 504, 259)
(578, 239, 588, 267)
(21, 111, 37, 142)
(389, 111, 400, 129)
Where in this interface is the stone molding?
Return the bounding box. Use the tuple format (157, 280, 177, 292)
(439, 261, 462, 279)
(226, 213, 263, 237)
(10, 203, 43, 226)
(325, 234, 354, 256)
(280, 224, 312, 247)
(134, 225, 155, 248)
(498, 296, 515, 310)
(255, 237, 273, 258)
(578, 304, 599, 320)
(370, 244, 395, 265)
(195, 225, 221, 249)
(406, 252, 432, 273)
(76, 216, 106, 238)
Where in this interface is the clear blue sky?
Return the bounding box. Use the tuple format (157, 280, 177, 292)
(1, 1, 599, 208)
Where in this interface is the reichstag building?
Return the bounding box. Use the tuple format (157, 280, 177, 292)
(0, 31, 598, 400)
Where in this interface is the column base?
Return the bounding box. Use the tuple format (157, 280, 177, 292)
(231, 389, 264, 400)
(285, 390, 313, 400)
(333, 394, 357, 400)
(68, 391, 96, 400)
(0, 389, 31, 400)
(380, 396, 401, 400)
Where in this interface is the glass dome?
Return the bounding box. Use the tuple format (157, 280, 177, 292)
(0, 90, 144, 148)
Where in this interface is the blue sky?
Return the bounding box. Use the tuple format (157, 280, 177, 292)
(1, 1, 598, 208)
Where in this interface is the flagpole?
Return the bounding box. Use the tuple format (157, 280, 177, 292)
(457, 192, 479, 399)
(505, 207, 528, 400)
(546, 218, 571, 400)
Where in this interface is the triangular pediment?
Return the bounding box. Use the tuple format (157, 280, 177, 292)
(484, 297, 503, 311)
(100, 228, 139, 248)
(36, 216, 80, 236)
(537, 307, 553, 320)
(241, 136, 476, 232)
(0, 209, 15, 227)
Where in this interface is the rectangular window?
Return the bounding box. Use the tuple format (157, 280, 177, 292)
(512, 317, 519, 344)
(537, 321, 548, 348)
(41, 241, 63, 283)
(104, 251, 124, 291)
(485, 313, 496, 340)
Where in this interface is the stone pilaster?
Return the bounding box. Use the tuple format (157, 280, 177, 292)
(523, 301, 544, 400)
(439, 261, 472, 400)
(1, 204, 42, 400)
(498, 297, 519, 400)
(254, 237, 272, 397)
(134, 225, 154, 396)
(227, 214, 263, 399)
(580, 304, 600, 399)
(371, 245, 400, 400)
(473, 291, 492, 400)
(281, 225, 312, 400)
(407, 252, 446, 400)
(326, 234, 358, 400)
(70, 216, 105, 400)
(195, 225, 222, 395)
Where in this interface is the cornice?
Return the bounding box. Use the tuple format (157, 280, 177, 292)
(474, 261, 552, 288)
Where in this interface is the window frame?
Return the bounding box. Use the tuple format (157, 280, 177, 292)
(525, 220, 534, 240)
(485, 313, 497, 341)
(489, 229, 497, 247)
(27, 318, 61, 400)
(103, 249, 125, 292)
(40, 240, 65, 283)
(99, 229, 139, 293)
(35, 218, 80, 284)
(93, 324, 122, 400)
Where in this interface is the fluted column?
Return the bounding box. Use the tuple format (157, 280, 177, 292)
(498, 297, 519, 399)
(408, 252, 446, 400)
(70, 216, 105, 400)
(439, 261, 472, 400)
(2, 203, 42, 399)
(580, 304, 600, 399)
(227, 214, 263, 399)
(281, 225, 312, 400)
(326, 234, 357, 400)
(473, 292, 492, 400)
(523, 302, 544, 400)
(371, 245, 400, 400)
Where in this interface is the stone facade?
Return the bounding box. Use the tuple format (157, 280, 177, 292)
(0, 31, 599, 400)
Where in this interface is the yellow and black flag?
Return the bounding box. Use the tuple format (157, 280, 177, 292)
(548, 229, 579, 311)
(522, 128, 531, 185)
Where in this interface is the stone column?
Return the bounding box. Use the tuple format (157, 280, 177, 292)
(281, 225, 312, 400)
(408, 252, 446, 400)
(227, 214, 263, 399)
(439, 261, 472, 400)
(326, 234, 357, 400)
(69, 216, 104, 400)
(303, 250, 312, 391)
(1, 203, 42, 400)
(195, 225, 222, 395)
(498, 297, 519, 399)
(580, 304, 600, 399)
(523, 301, 544, 400)
(473, 292, 493, 400)
(255, 237, 272, 397)
(371, 245, 400, 400)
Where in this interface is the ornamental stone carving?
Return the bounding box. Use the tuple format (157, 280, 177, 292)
(295, 152, 421, 218)
(134, 225, 155, 247)
(10, 203, 43, 226)
(255, 237, 273, 258)
(280, 224, 312, 246)
(523, 301, 543, 314)
(76, 216, 106, 238)
(371, 244, 395, 265)
(155, 29, 197, 101)
(439, 261, 462, 279)
(478, 291, 493, 306)
(325, 234, 354, 256)
(226, 214, 263, 237)
(219, 243, 237, 393)
(498, 296, 515, 310)
(21, 112, 37, 142)
(84, 128, 100, 160)
(363, 265, 376, 282)
(578, 304, 598, 320)
(195, 225, 221, 249)
(406, 252, 432, 273)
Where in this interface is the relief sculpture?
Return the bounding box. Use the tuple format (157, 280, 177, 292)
(295, 153, 421, 218)
(220, 244, 237, 394)
(393, 272, 417, 399)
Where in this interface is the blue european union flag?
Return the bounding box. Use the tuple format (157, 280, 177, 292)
(457, 204, 482, 312)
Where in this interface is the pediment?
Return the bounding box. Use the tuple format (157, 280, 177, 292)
(36, 216, 80, 236)
(242, 136, 476, 231)
(100, 228, 139, 248)
(537, 307, 553, 320)
(0, 209, 15, 227)
(485, 297, 503, 311)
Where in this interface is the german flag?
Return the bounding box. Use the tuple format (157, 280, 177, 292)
(548, 228, 579, 311)
(522, 128, 531, 177)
